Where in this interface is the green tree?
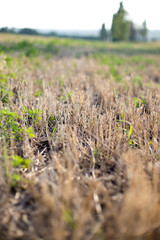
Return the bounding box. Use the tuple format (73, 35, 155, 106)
(111, 2, 130, 41)
(0, 27, 15, 33)
(140, 20, 147, 42)
(100, 23, 108, 41)
(129, 21, 138, 42)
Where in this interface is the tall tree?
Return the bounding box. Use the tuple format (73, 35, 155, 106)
(111, 2, 130, 41)
(140, 20, 147, 42)
(100, 23, 108, 41)
(129, 21, 138, 42)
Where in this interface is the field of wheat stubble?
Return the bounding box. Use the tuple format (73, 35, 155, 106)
(0, 34, 160, 240)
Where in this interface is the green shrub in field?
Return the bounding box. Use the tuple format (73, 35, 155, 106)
(10, 173, 21, 187)
(25, 47, 38, 57)
(8, 155, 32, 188)
(23, 107, 42, 125)
(34, 89, 43, 97)
(16, 40, 33, 50)
(133, 97, 146, 108)
(11, 155, 32, 169)
(109, 66, 122, 82)
(45, 42, 59, 55)
(0, 107, 41, 143)
(4, 55, 13, 67)
(0, 109, 23, 142)
(25, 126, 36, 138)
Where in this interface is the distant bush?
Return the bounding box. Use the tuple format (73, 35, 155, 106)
(18, 28, 39, 35)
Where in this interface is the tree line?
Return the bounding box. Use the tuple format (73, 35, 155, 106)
(0, 2, 148, 42)
(0, 27, 58, 37)
(100, 2, 147, 42)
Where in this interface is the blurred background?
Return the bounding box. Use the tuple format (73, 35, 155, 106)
(0, 0, 160, 41)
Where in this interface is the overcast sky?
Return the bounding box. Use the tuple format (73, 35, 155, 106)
(0, 0, 160, 30)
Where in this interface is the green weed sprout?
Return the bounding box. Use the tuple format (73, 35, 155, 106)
(26, 126, 36, 138)
(0, 78, 13, 103)
(117, 119, 133, 147)
(10, 174, 21, 188)
(11, 155, 32, 169)
(63, 208, 77, 230)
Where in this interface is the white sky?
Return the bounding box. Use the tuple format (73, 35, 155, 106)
(0, 0, 160, 30)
